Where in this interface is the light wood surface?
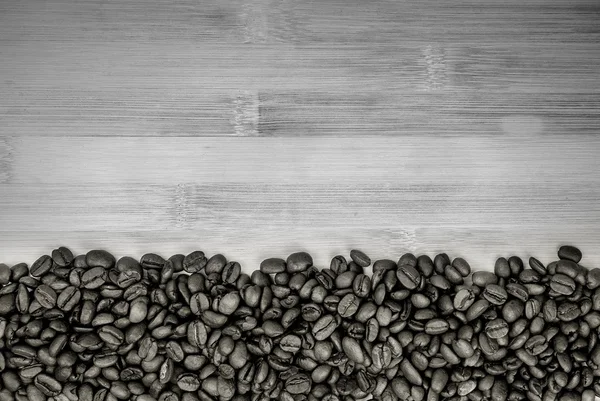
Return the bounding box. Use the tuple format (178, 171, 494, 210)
(1, 0, 600, 271)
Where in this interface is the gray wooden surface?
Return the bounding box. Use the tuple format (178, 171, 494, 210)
(1, 0, 600, 271)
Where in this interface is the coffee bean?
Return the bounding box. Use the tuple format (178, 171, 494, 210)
(485, 319, 509, 339)
(34, 284, 57, 308)
(85, 250, 115, 269)
(51, 247, 74, 268)
(312, 315, 337, 341)
(285, 374, 311, 395)
(350, 250, 371, 268)
(30, 255, 53, 277)
(396, 264, 421, 290)
(337, 294, 360, 318)
(483, 284, 508, 305)
(34, 374, 62, 396)
(558, 245, 582, 263)
(286, 252, 313, 273)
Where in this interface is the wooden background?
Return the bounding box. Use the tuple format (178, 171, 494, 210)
(1, 0, 600, 272)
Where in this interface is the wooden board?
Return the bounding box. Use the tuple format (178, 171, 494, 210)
(1, 0, 600, 271)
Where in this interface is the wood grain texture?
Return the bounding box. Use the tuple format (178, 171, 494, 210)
(1, 0, 600, 272)
(1, 0, 600, 136)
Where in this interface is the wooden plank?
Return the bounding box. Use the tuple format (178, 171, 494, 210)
(1, 182, 600, 232)
(3, 89, 599, 137)
(1, 229, 599, 272)
(2, 135, 600, 184)
(1, 0, 599, 137)
(1, 0, 599, 45)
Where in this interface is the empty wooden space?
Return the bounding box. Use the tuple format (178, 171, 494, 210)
(1, 0, 600, 270)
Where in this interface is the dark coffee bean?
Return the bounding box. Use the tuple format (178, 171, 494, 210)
(0, 263, 11, 285)
(586, 268, 600, 289)
(86, 250, 115, 269)
(286, 252, 313, 273)
(221, 262, 240, 284)
(285, 374, 311, 395)
(352, 274, 371, 298)
(56, 286, 81, 311)
(34, 374, 62, 396)
(312, 315, 337, 341)
(444, 265, 463, 285)
(558, 245, 582, 263)
(30, 255, 53, 277)
(466, 299, 489, 321)
(51, 247, 74, 267)
(350, 250, 371, 268)
(34, 284, 57, 308)
(485, 319, 509, 339)
(396, 264, 421, 290)
(329, 255, 348, 275)
(483, 284, 508, 305)
(528, 257, 547, 275)
(502, 299, 524, 323)
(558, 302, 581, 321)
(338, 294, 360, 318)
(81, 267, 107, 289)
(424, 318, 449, 335)
(15, 283, 29, 314)
(472, 271, 498, 287)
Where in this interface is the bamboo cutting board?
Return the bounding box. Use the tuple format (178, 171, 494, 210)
(1, 0, 600, 270)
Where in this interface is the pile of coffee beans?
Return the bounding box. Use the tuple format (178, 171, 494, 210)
(1, 245, 600, 401)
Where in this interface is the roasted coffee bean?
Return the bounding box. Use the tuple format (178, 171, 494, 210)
(558, 245, 582, 263)
(473, 271, 499, 287)
(86, 250, 115, 269)
(350, 250, 371, 268)
(34, 284, 57, 308)
(30, 255, 54, 277)
(286, 252, 313, 273)
(550, 274, 576, 295)
(285, 374, 311, 395)
(396, 263, 421, 290)
(52, 247, 74, 267)
(485, 319, 509, 339)
(483, 284, 508, 305)
(34, 374, 62, 396)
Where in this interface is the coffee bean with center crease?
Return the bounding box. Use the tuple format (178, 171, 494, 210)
(51, 246, 74, 268)
(30, 255, 53, 277)
(550, 274, 577, 296)
(396, 263, 421, 290)
(485, 319, 509, 339)
(338, 294, 360, 318)
(350, 250, 371, 268)
(34, 284, 57, 308)
(183, 251, 208, 273)
(56, 286, 81, 311)
(81, 267, 107, 289)
(312, 315, 337, 341)
(483, 284, 508, 305)
(285, 374, 311, 395)
(34, 374, 62, 396)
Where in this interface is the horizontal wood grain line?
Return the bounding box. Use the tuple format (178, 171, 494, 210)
(1, 229, 598, 271)
(1, 0, 598, 45)
(1, 183, 599, 231)
(1, 42, 599, 92)
(1, 91, 599, 137)
(2, 136, 600, 184)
